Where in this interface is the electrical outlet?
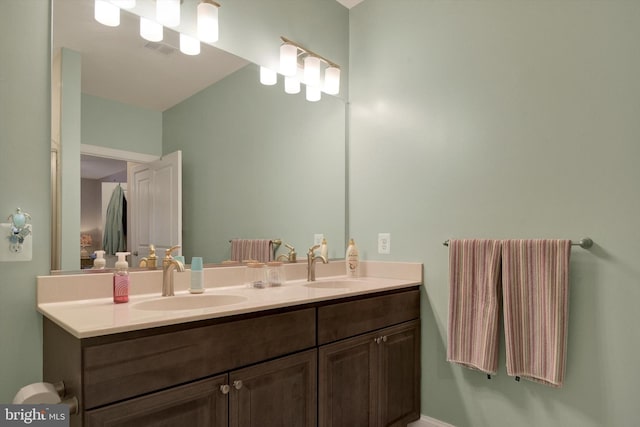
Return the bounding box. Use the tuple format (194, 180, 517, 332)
(314, 234, 324, 246)
(378, 233, 391, 254)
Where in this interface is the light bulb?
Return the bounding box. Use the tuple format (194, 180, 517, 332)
(197, 1, 219, 43)
(323, 67, 340, 95)
(280, 44, 298, 77)
(140, 17, 163, 42)
(284, 76, 300, 94)
(94, 0, 120, 27)
(304, 56, 321, 87)
(180, 33, 201, 55)
(260, 67, 277, 86)
(157, 0, 180, 28)
(306, 85, 321, 102)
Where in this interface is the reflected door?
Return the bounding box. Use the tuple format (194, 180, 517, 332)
(129, 150, 182, 266)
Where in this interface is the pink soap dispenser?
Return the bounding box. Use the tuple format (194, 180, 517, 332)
(113, 252, 130, 303)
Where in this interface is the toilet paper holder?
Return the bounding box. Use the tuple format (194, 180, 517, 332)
(13, 381, 78, 415)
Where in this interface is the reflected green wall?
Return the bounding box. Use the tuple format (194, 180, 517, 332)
(0, 0, 50, 403)
(164, 64, 346, 262)
(349, 1, 640, 426)
(82, 94, 162, 155)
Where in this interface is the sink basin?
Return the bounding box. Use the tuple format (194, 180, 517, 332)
(133, 294, 247, 311)
(304, 280, 368, 289)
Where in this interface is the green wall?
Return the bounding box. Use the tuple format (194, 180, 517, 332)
(163, 64, 346, 263)
(0, 0, 51, 403)
(82, 94, 162, 155)
(349, 1, 640, 426)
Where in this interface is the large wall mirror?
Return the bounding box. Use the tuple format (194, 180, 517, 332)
(51, 0, 346, 271)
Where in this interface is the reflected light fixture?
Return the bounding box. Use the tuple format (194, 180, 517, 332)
(111, 0, 136, 9)
(284, 76, 301, 94)
(197, 0, 220, 43)
(260, 67, 278, 86)
(180, 33, 201, 55)
(140, 17, 163, 42)
(279, 43, 298, 77)
(94, 0, 120, 27)
(157, 0, 181, 28)
(306, 85, 321, 102)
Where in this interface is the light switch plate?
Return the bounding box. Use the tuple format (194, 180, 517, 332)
(378, 233, 391, 254)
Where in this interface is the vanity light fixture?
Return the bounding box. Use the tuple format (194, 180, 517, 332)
(306, 85, 321, 102)
(279, 43, 298, 77)
(179, 33, 201, 55)
(197, 0, 220, 43)
(323, 66, 341, 95)
(274, 37, 342, 101)
(94, 0, 120, 27)
(156, 0, 181, 28)
(303, 56, 321, 88)
(140, 17, 163, 42)
(284, 76, 301, 94)
(260, 67, 278, 86)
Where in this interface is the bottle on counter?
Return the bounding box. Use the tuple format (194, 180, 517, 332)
(345, 238, 360, 278)
(113, 252, 130, 303)
(190, 257, 205, 294)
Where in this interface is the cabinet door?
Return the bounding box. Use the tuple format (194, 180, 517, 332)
(85, 374, 228, 427)
(229, 349, 317, 427)
(378, 320, 420, 427)
(318, 331, 378, 427)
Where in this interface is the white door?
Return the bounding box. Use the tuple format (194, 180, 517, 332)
(128, 150, 182, 267)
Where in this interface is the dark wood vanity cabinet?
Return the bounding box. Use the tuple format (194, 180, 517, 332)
(43, 286, 420, 427)
(317, 291, 421, 427)
(85, 350, 317, 427)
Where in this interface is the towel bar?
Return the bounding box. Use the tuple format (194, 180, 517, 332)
(442, 237, 593, 249)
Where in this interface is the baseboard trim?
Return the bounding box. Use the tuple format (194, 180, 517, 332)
(408, 414, 456, 427)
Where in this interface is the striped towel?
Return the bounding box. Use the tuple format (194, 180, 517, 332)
(447, 239, 502, 374)
(502, 239, 571, 387)
(230, 239, 273, 263)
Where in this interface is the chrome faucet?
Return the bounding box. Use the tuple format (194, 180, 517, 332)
(307, 244, 328, 282)
(162, 245, 185, 296)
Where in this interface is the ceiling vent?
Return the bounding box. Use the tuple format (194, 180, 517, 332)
(143, 41, 177, 56)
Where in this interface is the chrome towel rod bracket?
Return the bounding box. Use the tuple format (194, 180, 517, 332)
(442, 237, 593, 249)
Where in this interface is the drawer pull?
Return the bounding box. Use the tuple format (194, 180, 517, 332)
(382, 335, 388, 342)
(233, 380, 243, 390)
(220, 384, 230, 395)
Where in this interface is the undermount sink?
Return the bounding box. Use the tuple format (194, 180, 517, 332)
(304, 280, 368, 289)
(133, 294, 247, 311)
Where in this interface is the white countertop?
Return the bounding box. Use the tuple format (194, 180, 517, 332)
(37, 262, 423, 339)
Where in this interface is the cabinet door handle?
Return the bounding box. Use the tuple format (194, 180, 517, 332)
(220, 384, 230, 395)
(374, 337, 381, 344)
(382, 335, 388, 342)
(233, 380, 243, 390)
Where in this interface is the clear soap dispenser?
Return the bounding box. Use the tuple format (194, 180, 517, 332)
(113, 252, 130, 303)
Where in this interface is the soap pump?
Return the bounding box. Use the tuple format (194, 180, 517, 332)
(113, 252, 131, 304)
(93, 250, 106, 269)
